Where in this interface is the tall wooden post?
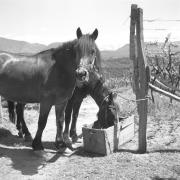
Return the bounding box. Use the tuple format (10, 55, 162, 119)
(130, 4, 149, 153)
(0, 96, 3, 123)
(130, 4, 137, 94)
(136, 8, 149, 153)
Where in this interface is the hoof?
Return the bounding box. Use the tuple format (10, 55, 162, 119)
(63, 134, 74, 150)
(65, 141, 74, 150)
(32, 141, 44, 151)
(55, 141, 67, 149)
(71, 134, 78, 143)
(24, 134, 33, 142)
(18, 131, 23, 138)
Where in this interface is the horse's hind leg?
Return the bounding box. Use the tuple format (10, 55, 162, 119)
(8, 101, 16, 124)
(8, 101, 23, 138)
(70, 98, 83, 142)
(16, 103, 32, 142)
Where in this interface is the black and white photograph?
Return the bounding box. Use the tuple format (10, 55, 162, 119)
(0, 0, 180, 179)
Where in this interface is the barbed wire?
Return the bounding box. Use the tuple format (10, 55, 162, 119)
(112, 93, 152, 116)
(114, 93, 151, 102)
(121, 16, 130, 26)
(144, 19, 180, 22)
(145, 28, 167, 31)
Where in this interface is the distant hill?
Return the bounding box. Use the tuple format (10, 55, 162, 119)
(0, 37, 46, 54)
(0, 36, 179, 60)
(101, 44, 129, 60)
(0, 36, 130, 59)
(101, 41, 180, 60)
(46, 42, 62, 49)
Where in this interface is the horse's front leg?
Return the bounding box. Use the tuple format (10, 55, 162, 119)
(32, 101, 52, 151)
(55, 101, 71, 149)
(63, 98, 74, 144)
(70, 99, 83, 142)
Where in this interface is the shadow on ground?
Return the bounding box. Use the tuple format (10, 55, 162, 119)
(0, 128, 68, 175)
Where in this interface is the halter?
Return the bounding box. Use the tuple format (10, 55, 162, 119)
(99, 92, 117, 111)
(99, 94, 110, 109)
(77, 55, 97, 70)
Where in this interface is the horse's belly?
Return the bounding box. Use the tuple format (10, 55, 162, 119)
(0, 81, 41, 103)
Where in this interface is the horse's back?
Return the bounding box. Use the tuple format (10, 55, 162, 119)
(0, 52, 53, 102)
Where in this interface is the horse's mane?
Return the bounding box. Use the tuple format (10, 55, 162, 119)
(36, 48, 54, 55)
(52, 39, 77, 55)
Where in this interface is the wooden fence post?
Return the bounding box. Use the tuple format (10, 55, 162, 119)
(0, 96, 3, 123)
(130, 4, 137, 94)
(136, 7, 149, 153)
(130, 4, 149, 153)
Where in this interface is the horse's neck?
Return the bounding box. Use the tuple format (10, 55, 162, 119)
(90, 82, 110, 107)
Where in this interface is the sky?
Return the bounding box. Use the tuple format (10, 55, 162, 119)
(0, 0, 180, 50)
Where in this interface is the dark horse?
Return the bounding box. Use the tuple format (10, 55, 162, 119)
(63, 67, 120, 143)
(0, 27, 100, 150)
(7, 65, 120, 146)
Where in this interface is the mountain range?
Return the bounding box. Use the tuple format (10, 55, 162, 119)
(0, 36, 179, 60)
(0, 37, 129, 59)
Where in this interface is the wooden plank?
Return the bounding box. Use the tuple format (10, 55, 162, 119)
(149, 83, 180, 102)
(113, 104, 118, 151)
(120, 115, 134, 129)
(118, 115, 135, 147)
(118, 123, 135, 147)
(151, 76, 180, 93)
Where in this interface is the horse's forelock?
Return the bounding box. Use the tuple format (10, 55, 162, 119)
(77, 35, 94, 52)
(77, 35, 101, 62)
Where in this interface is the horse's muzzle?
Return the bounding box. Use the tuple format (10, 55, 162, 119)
(75, 67, 89, 83)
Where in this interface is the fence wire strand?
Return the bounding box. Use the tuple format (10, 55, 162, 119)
(116, 93, 150, 102)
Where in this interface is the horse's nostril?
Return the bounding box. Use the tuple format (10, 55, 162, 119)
(76, 68, 88, 82)
(82, 70, 87, 76)
(75, 69, 79, 77)
(76, 69, 86, 77)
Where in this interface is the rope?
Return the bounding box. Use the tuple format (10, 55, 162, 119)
(116, 93, 150, 102)
(110, 92, 151, 116)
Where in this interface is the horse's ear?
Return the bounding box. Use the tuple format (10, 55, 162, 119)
(91, 29, 98, 40)
(112, 92, 117, 99)
(109, 92, 117, 102)
(109, 92, 113, 102)
(76, 27, 82, 39)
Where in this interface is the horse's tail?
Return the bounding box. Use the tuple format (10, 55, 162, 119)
(7, 101, 16, 124)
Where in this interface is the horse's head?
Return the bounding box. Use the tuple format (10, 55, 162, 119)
(93, 92, 120, 129)
(75, 27, 100, 83)
(76, 62, 104, 88)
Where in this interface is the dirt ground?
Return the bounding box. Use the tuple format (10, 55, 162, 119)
(1, 90, 180, 180)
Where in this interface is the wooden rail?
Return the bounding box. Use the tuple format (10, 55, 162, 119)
(149, 83, 180, 102)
